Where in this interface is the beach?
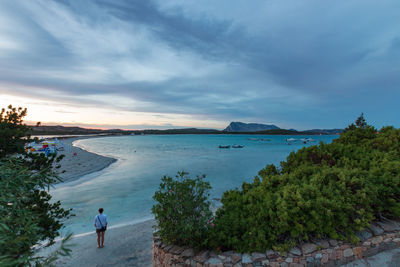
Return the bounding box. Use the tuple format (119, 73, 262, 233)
(37, 220, 154, 267)
(33, 135, 400, 266)
(41, 134, 333, 266)
(54, 137, 117, 183)
(38, 136, 154, 266)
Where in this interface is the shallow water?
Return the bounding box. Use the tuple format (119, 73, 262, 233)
(51, 134, 337, 235)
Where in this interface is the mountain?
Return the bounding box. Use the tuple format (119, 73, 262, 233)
(29, 125, 220, 136)
(29, 124, 342, 136)
(30, 125, 106, 135)
(223, 122, 280, 132)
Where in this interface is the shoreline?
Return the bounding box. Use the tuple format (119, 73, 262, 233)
(42, 136, 154, 266)
(36, 219, 154, 267)
(53, 136, 117, 184)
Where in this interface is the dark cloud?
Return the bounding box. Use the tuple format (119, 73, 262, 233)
(0, 0, 399, 129)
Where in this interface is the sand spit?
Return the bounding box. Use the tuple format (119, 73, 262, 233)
(35, 136, 154, 266)
(54, 137, 117, 183)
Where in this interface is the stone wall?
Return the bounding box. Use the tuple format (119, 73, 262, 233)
(152, 220, 400, 266)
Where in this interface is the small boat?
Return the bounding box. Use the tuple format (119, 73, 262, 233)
(232, 144, 244, 148)
(218, 145, 230, 149)
(286, 138, 297, 142)
(300, 138, 316, 143)
(260, 138, 270, 141)
(248, 138, 259, 141)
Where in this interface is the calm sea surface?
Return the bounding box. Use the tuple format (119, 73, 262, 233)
(51, 134, 338, 235)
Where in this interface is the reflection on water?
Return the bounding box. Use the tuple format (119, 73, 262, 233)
(51, 134, 337, 235)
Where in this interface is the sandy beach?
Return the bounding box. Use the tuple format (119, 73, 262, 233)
(36, 220, 154, 267)
(36, 137, 154, 266)
(54, 137, 117, 183)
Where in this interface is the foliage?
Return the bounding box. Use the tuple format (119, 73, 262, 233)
(152, 171, 213, 249)
(0, 105, 72, 266)
(0, 105, 59, 170)
(210, 114, 400, 252)
(0, 105, 36, 157)
(0, 158, 73, 266)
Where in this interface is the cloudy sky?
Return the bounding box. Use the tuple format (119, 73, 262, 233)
(0, 0, 399, 130)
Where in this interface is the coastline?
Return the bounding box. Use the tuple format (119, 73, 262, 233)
(54, 136, 117, 184)
(41, 136, 154, 266)
(36, 219, 154, 267)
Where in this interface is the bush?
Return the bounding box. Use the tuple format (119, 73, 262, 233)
(0, 157, 73, 266)
(0, 105, 34, 157)
(152, 115, 400, 253)
(211, 115, 400, 252)
(152, 172, 212, 249)
(0, 105, 72, 266)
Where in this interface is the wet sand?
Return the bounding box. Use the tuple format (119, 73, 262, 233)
(41, 136, 154, 266)
(36, 220, 154, 267)
(54, 137, 117, 183)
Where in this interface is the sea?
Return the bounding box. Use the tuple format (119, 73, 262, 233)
(51, 134, 338, 236)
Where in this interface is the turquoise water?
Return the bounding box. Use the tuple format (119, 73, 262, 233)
(51, 134, 338, 235)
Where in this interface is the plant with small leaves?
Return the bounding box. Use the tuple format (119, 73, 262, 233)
(211, 116, 400, 252)
(152, 171, 212, 249)
(0, 105, 72, 266)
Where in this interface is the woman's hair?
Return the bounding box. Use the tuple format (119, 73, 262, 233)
(99, 208, 104, 213)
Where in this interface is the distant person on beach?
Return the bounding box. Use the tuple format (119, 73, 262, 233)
(94, 208, 108, 248)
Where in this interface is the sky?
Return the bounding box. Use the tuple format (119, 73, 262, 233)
(0, 0, 399, 130)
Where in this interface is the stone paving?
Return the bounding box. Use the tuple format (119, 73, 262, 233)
(342, 247, 400, 267)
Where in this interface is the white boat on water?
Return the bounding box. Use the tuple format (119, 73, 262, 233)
(232, 144, 244, 148)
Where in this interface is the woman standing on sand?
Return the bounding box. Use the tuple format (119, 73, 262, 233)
(94, 208, 108, 248)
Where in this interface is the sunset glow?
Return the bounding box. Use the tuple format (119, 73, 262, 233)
(1, 0, 399, 130)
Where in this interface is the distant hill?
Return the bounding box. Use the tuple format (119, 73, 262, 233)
(239, 129, 342, 135)
(307, 129, 343, 134)
(138, 128, 220, 135)
(29, 124, 342, 136)
(29, 125, 220, 136)
(29, 125, 124, 135)
(224, 122, 280, 132)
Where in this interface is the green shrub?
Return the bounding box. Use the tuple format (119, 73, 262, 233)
(211, 116, 400, 252)
(0, 105, 31, 157)
(0, 157, 73, 266)
(0, 105, 72, 266)
(152, 115, 400, 253)
(152, 171, 213, 249)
